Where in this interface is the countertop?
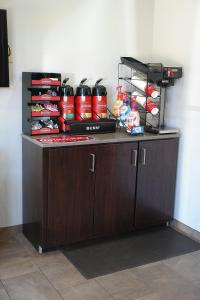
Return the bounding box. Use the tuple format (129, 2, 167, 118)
(22, 130, 179, 148)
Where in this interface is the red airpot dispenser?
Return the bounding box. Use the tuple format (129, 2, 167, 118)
(92, 79, 107, 120)
(75, 78, 92, 121)
(58, 78, 74, 132)
(62, 78, 116, 134)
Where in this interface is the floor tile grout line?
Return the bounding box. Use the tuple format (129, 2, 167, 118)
(127, 265, 165, 295)
(59, 276, 116, 300)
(131, 259, 200, 297)
(38, 266, 65, 300)
(84, 277, 115, 299)
(15, 233, 38, 257)
(94, 267, 160, 298)
(93, 278, 116, 299)
(0, 270, 41, 284)
(0, 279, 12, 300)
(70, 285, 89, 300)
(39, 262, 115, 300)
(61, 281, 115, 300)
(161, 257, 200, 288)
(1, 267, 65, 300)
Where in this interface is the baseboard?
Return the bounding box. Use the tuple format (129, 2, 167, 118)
(1, 223, 200, 245)
(170, 219, 200, 243)
(0, 224, 22, 232)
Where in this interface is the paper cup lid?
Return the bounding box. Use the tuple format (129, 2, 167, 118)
(151, 90, 160, 99)
(151, 107, 159, 115)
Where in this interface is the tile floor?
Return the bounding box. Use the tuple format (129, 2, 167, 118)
(0, 227, 200, 300)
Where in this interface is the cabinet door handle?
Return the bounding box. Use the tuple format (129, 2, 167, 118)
(89, 153, 95, 172)
(131, 149, 138, 167)
(141, 148, 147, 165)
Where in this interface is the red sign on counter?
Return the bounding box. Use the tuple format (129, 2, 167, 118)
(34, 135, 95, 143)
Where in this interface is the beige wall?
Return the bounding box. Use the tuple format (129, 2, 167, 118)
(153, 0, 200, 231)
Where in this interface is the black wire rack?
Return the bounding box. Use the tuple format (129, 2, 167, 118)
(118, 57, 182, 134)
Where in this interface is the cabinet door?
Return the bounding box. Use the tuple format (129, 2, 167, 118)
(94, 143, 138, 236)
(46, 146, 95, 246)
(135, 139, 178, 229)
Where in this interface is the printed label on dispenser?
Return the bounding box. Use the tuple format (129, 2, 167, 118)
(92, 96, 107, 120)
(76, 97, 92, 120)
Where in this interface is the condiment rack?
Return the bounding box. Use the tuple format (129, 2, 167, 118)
(22, 72, 61, 135)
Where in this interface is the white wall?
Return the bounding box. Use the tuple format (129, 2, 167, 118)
(153, 0, 200, 231)
(0, 0, 155, 227)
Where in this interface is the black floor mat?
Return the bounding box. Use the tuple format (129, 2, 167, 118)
(62, 227, 200, 279)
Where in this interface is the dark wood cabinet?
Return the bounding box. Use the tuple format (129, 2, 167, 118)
(94, 143, 137, 236)
(46, 146, 95, 246)
(22, 136, 179, 252)
(135, 139, 178, 228)
(46, 143, 137, 245)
